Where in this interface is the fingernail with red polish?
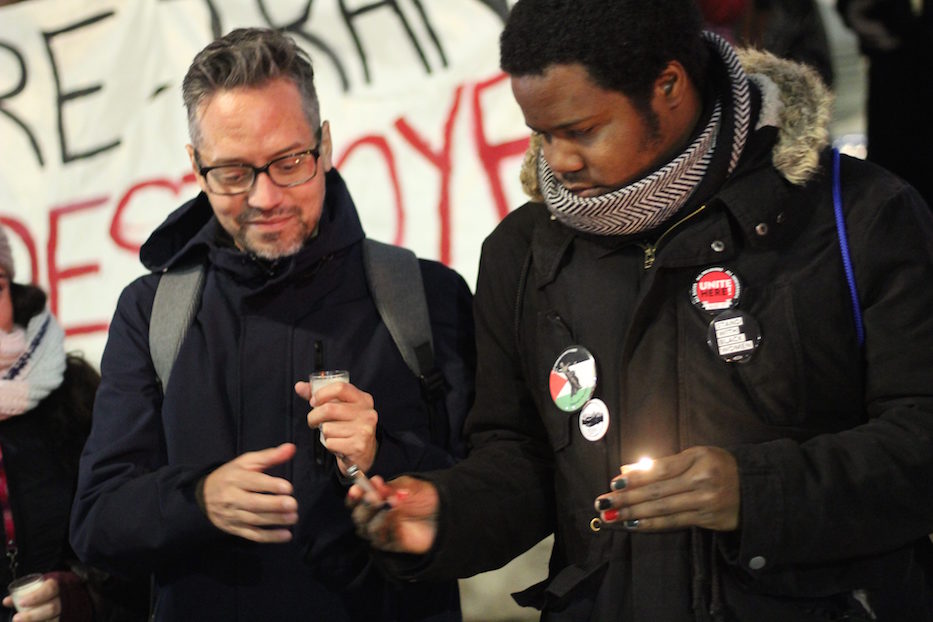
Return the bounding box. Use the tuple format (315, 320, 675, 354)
(603, 508, 619, 522)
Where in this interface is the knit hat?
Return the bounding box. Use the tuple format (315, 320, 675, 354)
(0, 225, 13, 280)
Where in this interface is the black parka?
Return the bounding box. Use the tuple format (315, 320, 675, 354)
(417, 53, 933, 621)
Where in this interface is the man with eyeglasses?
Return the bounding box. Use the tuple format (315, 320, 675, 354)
(69, 28, 473, 621)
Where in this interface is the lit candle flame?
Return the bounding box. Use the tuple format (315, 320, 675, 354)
(633, 456, 654, 471)
(621, 456, 655, 474)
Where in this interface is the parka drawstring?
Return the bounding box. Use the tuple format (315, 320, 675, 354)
(708, 533, 726, 621)
(690, 527, 711, 620)
(690, 528, 727, 622)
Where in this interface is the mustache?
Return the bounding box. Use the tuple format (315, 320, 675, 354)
(236, 206, 298, 225)
(558, 171, 591, 186)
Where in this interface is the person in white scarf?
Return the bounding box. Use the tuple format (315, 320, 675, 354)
(0, 307, 67, 420)
(0, 226, 146, 620)
(0, 225, 66, 420)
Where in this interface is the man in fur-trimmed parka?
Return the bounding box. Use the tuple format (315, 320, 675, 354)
(351, 1, 933, 620)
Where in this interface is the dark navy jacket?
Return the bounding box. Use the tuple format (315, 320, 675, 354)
(70, 170, 474, 621)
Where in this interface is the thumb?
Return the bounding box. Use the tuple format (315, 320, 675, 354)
(294, 381, 311, 401)
(239, 443, 297, 471)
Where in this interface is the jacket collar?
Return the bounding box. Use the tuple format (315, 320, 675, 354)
(528, 127, 828, 285)
(140, 169, 365, 281)
(525, 46, 835, 283)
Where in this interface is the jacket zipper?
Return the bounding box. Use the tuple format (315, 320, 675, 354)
(639, 204, 708, 269)
(312, 340, 326, 466)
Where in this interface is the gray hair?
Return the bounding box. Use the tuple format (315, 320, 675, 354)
(182, 28, 321, 147)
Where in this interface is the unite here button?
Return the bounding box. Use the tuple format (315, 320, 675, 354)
(691, 267, 741, 314)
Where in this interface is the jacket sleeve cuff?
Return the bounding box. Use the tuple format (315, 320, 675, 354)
(367, 425, 453, 480)
(369, 475, 448, 581)
(47, 571, 93, 622)
(720, 444, 784, 575)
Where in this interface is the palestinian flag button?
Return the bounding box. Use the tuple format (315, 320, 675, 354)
(549, 346, 597, 412)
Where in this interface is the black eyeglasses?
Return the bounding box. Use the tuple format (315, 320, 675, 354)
(196, 145, 321, 195)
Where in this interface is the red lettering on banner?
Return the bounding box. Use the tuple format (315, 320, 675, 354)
(0, 216, 40, 284)
(472, 72, 530, 220)
(111, 173, 198, 252)
(336, 136, 404, 246)
(394, 86, 462, 265)
(47, 197, 108, 336)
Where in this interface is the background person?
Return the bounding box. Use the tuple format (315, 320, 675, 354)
(0, 225, 147, 622)
(837, 0, 933, 209)
(699, 0, 834, 87)
(351, 1, 933, 620)
(70, 28, 474, 621)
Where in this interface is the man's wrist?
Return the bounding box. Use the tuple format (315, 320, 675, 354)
(195, 476, 208, 514)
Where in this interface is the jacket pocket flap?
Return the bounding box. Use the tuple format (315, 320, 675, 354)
(511, 559, 609, 609)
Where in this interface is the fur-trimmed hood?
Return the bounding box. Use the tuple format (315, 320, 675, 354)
(519, 48, 833, 201)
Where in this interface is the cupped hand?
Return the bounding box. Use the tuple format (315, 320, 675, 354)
(202, 443, 298, 542)
(593, 446, 740, 532)
(347, 475, 439, 554)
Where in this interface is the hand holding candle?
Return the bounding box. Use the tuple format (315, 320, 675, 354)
(296, 371, 380, 475)
(309, 370, 349, 450)
(594, 446, 740, 532)
(5, 573, 61, 621)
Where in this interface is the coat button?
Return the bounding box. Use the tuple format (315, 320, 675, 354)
(711, 240, 725, 252)
(755, 223, 769, 236)
(748, 556, 767, 570)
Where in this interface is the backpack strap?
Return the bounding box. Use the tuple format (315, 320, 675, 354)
(149, 262, 205, 392)
(147, 241, 448, 444)
(362, 239, 448, 447)
(362, 239, 433, 376)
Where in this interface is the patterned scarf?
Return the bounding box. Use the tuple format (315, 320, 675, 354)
(0, 310, 66, 419)
(539, 32, 751, 236)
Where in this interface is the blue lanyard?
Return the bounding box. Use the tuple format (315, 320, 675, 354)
(832, 148, 865, 348)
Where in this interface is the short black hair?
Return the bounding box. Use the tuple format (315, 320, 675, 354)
(500, 0, 708, 118)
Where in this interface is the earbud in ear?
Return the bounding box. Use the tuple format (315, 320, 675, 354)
(662, 80, 675, 95)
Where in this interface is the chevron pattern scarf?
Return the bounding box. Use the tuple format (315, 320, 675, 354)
(539, 32, 751, 237)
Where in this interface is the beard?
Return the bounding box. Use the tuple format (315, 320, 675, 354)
(235, 206, 313, 260)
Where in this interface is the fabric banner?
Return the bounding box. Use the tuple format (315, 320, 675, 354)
(0, 0, 529, 364)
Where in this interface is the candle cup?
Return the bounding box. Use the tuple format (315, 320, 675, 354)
(8, 573, 45, 613)
(310, 370, 349, 449)
(309, 370, 349, 395)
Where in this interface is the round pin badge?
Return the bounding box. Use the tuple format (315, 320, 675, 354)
(549, 346, 597, 412)
(578, 399, 609, 441)
(706, 309, 762, 363)
(691, 267, 741, 314)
